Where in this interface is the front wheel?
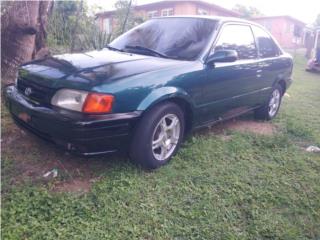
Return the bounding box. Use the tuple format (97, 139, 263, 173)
(130, 102, 185, 169)
(254, 84, 283, 120)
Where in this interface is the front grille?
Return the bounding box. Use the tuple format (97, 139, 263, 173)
(17, 78, 55, 105)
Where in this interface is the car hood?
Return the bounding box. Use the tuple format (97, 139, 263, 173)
(19, 49, 186, 89)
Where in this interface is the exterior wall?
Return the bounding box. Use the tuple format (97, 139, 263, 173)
(253, 17, 305, 48)
(195, 2, 236, 17)
(97, 14, 115, 34)
(134, 2, 238, 18)
(174, 2, 197, 15)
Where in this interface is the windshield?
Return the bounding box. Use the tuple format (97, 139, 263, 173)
(109, 18, 217, 60)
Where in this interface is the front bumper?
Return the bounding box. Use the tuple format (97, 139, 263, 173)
(5, 85, 142, 156)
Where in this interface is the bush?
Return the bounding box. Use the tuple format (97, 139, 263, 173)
(47, 1, 112, 54)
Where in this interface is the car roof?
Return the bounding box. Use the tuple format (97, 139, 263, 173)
(154, 15, 257, 25)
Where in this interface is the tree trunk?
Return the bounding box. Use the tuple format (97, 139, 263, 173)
(1, 0, 52, 85)
(33, 1, 53, 59)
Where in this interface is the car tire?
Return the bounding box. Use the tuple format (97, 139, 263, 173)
(130, 102, 185, 169)
(254, 84, 283, 120)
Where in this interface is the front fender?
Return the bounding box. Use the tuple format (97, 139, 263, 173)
(137, 86, 195, 111)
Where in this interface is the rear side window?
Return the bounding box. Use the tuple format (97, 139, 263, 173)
(252, 25, 280, 58)
(214, 24, 257, 60)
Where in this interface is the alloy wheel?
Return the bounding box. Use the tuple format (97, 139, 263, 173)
(268, 89, 281, 117)
(152, 114, 181, 161)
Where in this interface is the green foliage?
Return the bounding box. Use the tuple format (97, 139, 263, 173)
(47, 1, 78, 48)
(277, 52, 320, 145)
(47, 1, 111, 54)
(232, 4, 264, 18)
(2, 54, 320, 239)
(77, 27, 112, 52)
(112, 0, 144, 37)
(46, 0, 146, 53)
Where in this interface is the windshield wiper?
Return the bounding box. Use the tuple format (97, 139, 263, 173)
(124, 45, 169, 58)
(105, 45, 125, 52)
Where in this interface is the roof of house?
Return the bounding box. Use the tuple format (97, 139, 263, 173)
(154, 15, 250, 23)
(251, 15, 306, 26)
(96, 0, 240, 18)
(160, 15, 274, 29)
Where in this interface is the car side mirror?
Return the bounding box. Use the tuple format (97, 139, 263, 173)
(206, 50, 238, 65)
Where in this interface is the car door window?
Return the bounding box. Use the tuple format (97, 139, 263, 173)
(252, 25, 280, 58)
(213, 24, 257, 60)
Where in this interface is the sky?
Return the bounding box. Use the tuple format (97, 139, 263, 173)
(88, 0, 320, 24)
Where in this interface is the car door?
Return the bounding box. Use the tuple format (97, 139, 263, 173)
(199, 23, 261, 124)
(251, 25, 291, 102)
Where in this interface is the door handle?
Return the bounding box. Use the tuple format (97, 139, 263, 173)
(256, 69, 262, 78)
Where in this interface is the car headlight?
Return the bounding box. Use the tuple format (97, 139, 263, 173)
(51, 89, 114, 114)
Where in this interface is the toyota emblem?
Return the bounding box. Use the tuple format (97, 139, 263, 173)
(24, 87, 33, 96)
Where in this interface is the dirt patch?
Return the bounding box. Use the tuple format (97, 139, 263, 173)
(1, 119, 124, 194)
(219, 135, 233, 141)
(53, 179, 93, 194)
(196, 117, 277, 138)
(216, 119, 277, 135)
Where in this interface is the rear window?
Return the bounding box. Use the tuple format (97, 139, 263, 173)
(214, 24, 257, 60)
(251, 25, 280, 58)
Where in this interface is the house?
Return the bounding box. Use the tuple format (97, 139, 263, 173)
(251, 15, 306, 48)
(96, 0, 240, 34)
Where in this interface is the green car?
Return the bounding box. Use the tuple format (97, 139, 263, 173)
(5, 16, 293, 169)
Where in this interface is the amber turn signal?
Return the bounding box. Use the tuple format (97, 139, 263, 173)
(82, 93, 114, 114)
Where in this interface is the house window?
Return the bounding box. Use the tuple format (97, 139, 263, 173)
(103, 18, 111, 34)
(197, 8, 208, 15)
(147, 10, 158, 19)
(161, 8, 174, 16)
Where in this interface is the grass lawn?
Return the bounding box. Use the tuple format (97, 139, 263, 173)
(1, 53, 320, 239)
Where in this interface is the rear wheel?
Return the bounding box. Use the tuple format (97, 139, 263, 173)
(254, 84, 283, 120)
(130, 102, 185, 169)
